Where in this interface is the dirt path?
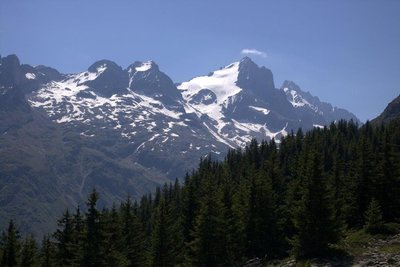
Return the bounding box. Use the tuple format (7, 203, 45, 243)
(352, 234, 400, 267)
(265, 234, 400, 267)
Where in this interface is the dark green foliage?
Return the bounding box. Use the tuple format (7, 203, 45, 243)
(150, 196, 181, 267)
(53, 209, 78, 266)
(102, 205, 127, 267)
(1, 220, 20, 267)
(82, 189, 106, 267)
(121, 198, 145, 267)
(291, 149, 340, 258)
(364, 199, 384, 234)
(39, 235, 55, 267)
(2, 118, 400, 265)
(20, 235, 38, 267)
(189, 178, 227, 267)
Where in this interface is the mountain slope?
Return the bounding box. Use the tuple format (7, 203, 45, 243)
(371, 94, 400, 125)
(0, 55, 168, 236)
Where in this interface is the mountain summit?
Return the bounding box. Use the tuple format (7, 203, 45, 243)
(237, 56, 275, 96)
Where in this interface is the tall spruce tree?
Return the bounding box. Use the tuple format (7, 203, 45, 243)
(1, 220, 20, 267)
(20, 235, 38, 267)
(103, 204, 127, 267)
(82, 188, 105, 267)
(150, 197, 178, 267)
(292, 149, 340, 258)
(189, 178, 227, 267)
(375, 131, 400, 221)
(54, 209, 76, 266)
(364, 198, 384, 234)
(39, 235, 54, 267)
(121, 197, 145, 267)
(245, 170, 282, 259)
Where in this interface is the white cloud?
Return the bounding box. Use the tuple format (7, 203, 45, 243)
(241, 48, 267, 58)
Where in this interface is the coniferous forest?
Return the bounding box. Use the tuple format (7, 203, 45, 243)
(1, 119, 400, 266)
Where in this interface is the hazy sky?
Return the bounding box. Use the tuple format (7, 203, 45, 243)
(1, 0, 399, 122)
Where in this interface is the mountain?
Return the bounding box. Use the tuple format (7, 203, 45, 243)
(178, 57, 358, 146)
(281, 80, 363, 128)
(0, 55, 168, 236)
(0, 54, 359, 235)
(371, 94, 400, 125)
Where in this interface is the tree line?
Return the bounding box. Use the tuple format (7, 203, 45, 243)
(1, 119, 400, 266)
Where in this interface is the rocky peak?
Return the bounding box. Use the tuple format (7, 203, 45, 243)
(0, 54, 22, 88)
(87, 59, 122, 73)
(85, 59, 129, 97)
(127, 60, 159, 74)
(239, 56, 256, 66)
(281, 80, 301, 91)
(0, 55, 32, 112)
(35, 65, 64, 83)
(127, 60, 183, 107)
(236, 57, 275, 97)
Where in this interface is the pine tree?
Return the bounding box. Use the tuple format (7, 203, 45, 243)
(245, 170, 282, 259)
(375, 131, 400, 221)
(121, 197, 145, 267)
(221, 173, 246, 265)
(0, 220, 20, 267)
(350, 136, 376, 226)
(103, 204, 127, 267)
(291, 149, 340, 258)
(181, 173, 197, 247)
(150, 197, 177, 267)
(189, 179, 227, 267)
(20, 235, 38, 267)
(54, 209, 76, 266)
(82, 188, 106, 267)
(364, 198, 384, 234)
(327, 153, 347, 230)
(71, 206, 84, 264)
(39, 235, 55, 267)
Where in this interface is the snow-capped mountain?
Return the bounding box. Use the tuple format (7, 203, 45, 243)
(0, 54, 359, 235)
(2, 53, 361, 183)
(178, 58, 292, 147)
(281, 80, 359, 127)
(25, 55, 359, 177)
(178, 57, 358, 147)
(28, 58, 227, 181)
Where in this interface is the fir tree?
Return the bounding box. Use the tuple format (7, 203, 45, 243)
(54, 209, 76, 266)
(20, 235, 38, 267)
(39, 235, 55, 267)
(103, 204, 127, 267)
(82, 188, 106, 267)
(291, 149, 340, 258)
(364, 198, 384, 234)
(150, 197, 177, 267)
(1, 220, 20, 267)
(121, 197, 145, 267)
(189, 179, 227, 267)
(245, 170, 282, 258)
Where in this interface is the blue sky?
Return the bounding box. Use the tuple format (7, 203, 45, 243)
(1, 0, 399, 121)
